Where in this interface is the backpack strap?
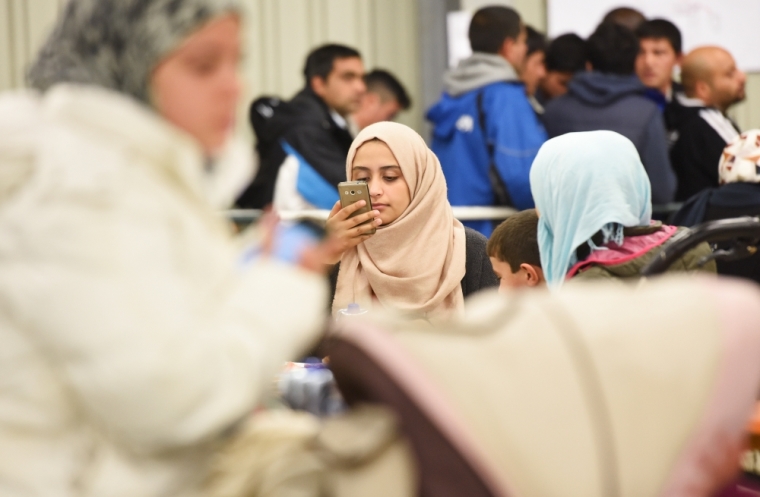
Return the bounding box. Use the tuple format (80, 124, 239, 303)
(475, 91, 514, 208)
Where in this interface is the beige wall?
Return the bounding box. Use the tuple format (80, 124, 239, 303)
(731, 75, 760, 131)
(240, 0, 422, 132)
(0, 0, 66, 91)
(0, 0, 422, 132)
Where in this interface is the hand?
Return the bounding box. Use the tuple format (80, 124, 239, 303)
(323, 200, 382, 264)
(256, 211, 338, 276)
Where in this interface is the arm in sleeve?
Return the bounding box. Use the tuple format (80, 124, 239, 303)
(642, 112, 677, 204)
(489, 88, 548, 210)
(282, 123, 348, 187)
(18, 200, 328, 454)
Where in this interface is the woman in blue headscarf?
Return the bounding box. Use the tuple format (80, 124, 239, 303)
(530, 130, 715, 288)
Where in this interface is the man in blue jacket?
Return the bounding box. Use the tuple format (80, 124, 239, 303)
(543, 22, 676, 204)
(427, 6, 547, 236)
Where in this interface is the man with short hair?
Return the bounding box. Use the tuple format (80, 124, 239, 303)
(521, 26, 548, 115)
(543, 22, 676, 204)
(427, 6, 547, 236)
(670, 46, 745, 201)
(636, 19, 684, 111)
(350, 69, 411, 134)
(537, 33, 588, 103)
(237, 44, 366, 210)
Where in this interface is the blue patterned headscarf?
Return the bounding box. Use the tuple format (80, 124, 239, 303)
(27, 0, 240, 104)
(529, 131, 652, 288)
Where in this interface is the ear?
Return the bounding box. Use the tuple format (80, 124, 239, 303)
(364, 91, 381, 106)
(498, 37, 513, 60)
(521, 264, 543, 287)
(310, 75, 328, 97)
(585, 61, 593, 72)
(694, 79, 711, 102)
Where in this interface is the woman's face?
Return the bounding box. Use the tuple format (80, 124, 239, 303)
(151, 15, 241, 153)
(351, 140, 411, 225)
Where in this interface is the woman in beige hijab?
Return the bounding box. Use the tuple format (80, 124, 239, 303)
(326, 122, 497, 320)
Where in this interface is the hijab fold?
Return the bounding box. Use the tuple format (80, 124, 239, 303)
(529, 131, 652, 287)
(333, 122, 466, 320)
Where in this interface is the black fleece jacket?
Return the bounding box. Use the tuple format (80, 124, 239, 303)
(237, 87, 354, 209)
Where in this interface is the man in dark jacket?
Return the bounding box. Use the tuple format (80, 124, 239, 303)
(669, 46, 745, 201)
(237, 44, 365, 210)
(543, 22, 676, 204)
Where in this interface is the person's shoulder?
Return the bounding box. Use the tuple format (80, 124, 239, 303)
(675, 109, 729, 144)
(484, 82, 531, 103)
(464, 226, 489, 252)
(543, 93, 576, 114)
(618, 92, 660, 116)
(279, 89, 329, 124)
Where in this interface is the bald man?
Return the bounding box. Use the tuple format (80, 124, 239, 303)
(669, 46, 745, 201)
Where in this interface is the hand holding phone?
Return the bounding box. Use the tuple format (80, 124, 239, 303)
(338, 181, 376, 235)
(322, 182, 382, 264)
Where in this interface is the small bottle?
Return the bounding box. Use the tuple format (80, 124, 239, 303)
(336, 302, 369, 321)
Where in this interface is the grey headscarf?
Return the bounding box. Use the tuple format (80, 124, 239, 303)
(28, 0, 240, 104)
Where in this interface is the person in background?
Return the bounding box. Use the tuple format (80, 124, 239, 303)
(2, 0, 330, 495)
(543, 22, 676, 204)
(537, 33, 588, 104)
(602, 6, 646, 32)
(530, 131, 714, 287)
(237, 44, 366, 210)
(673, 131, 760, 284)
(670, 46, 745, 201)
(349, 69, 412, 135)
(521, 25, 548, 115)
(635, 19, 684, 112)
(326, 122, 498, 322)
(427, 6, 547, 237)
(487, 209, 545, 291)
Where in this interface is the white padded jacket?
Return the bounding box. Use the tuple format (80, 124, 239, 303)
(0, 85, 327, 497)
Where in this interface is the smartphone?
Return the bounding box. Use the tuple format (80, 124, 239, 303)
(338, 181, 376, 235)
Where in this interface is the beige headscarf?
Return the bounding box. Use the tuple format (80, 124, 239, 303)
(333, 122, 466, 320)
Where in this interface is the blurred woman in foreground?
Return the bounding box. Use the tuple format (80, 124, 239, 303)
(0, 1, 328, 495)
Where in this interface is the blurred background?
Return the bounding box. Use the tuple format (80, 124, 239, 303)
(3, 0, 757, 138)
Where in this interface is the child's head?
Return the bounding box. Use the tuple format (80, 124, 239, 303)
(487, 209, 544, 291)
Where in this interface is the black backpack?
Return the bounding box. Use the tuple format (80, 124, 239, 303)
(236, 96, 289, 209)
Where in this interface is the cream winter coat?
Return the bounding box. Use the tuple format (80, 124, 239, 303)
(0, 85, 327, 497)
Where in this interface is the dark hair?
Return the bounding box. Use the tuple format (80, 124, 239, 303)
(587, 22, 639, 75)
(545, 33, 588, 72)
(602, 7, 646, 32)
(468, 6, 522, 54)
(525, 25, 547, 57)
(635, 19, 682, 54)
(364, 69, 412, 109)
(303, 44, 361, 85)
(487, 209, 542, 272)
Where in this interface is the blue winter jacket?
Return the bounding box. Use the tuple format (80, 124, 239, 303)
(427, 54, 547, 236)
